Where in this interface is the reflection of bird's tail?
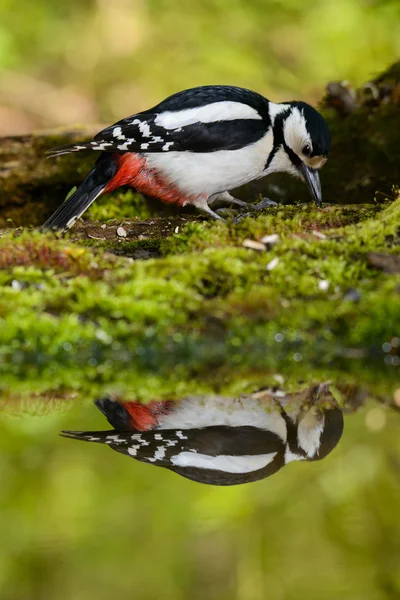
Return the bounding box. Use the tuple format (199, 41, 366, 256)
(41, 155, 118, 232)
(94, 397, 135, 430)
(95, 396, 174, 431)
(60, 430, 117, 443)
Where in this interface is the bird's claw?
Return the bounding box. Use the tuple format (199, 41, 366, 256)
(233, 198, 278, 223)
(233, 212, 253, 224)
(252, 198, 279, 211)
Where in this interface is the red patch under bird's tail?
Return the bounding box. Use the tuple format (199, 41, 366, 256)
(95, 396, 174, 431)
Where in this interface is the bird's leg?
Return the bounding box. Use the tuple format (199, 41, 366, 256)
(208, 191, 249, 209)
(201, 204, 225, 221)
(192, 195, 225, 220)
(201, 193, 279, 222)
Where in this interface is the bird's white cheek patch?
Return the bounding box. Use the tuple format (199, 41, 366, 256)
(171, 452, 277, 473)
(283, 107, 311, 155)
(297, 412, 324, 459)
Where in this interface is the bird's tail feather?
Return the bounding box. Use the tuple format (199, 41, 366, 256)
(46, 141, 101, 158)
(95, 397, 135, 430)
(41, 155, 118, 232)
(60, 430, 122, 443)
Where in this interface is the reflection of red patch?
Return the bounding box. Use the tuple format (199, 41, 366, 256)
(105, 153, 192, 206)
(123, 401, 174, 431)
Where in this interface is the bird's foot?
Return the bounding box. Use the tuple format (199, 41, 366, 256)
(252, 197, 279, 211)
(233, 198, 278, 223)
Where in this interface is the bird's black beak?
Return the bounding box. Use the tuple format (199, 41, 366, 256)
(298, 164, 322, 207)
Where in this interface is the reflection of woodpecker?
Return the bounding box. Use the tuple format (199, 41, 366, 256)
(61, 387, 343, 486)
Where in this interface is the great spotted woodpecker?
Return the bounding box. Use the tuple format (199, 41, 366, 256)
(61, 390, 343, 486)
(42, 85, 330, 231)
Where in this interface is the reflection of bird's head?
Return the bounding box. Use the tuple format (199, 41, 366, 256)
(284, 403, 344, 463)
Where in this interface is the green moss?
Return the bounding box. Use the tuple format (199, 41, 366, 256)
(160, 202, 385, 255)
(0, 195, 399, 404)
(80, 236, 164, 258)
(86, 189, 153, 221)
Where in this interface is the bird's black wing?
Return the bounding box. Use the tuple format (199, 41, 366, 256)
(46, 86, 269, 158)
(61, 425, 285, 486)
(151, 85, 270, 116)
(46, 115, 266, 157)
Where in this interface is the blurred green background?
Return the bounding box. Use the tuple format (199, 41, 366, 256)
(0, 0, 399, 134)
(0, 401, 399, 600)
(1, 1, 400, 598)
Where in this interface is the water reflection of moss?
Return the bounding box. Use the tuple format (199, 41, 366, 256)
(0, 194, 399, 404)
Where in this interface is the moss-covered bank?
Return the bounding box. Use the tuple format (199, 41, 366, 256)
(0, 194, 399, 406)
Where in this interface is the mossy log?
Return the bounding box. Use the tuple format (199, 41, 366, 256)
(0, 126, 99, 227)
(0, 195, 399, 405)
(0, 63, 399, 228)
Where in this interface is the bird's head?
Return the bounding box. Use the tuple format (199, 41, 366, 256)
(284, 402, 343, 465)
(295, 404, 343, 461)
(271, 101, 331, 206)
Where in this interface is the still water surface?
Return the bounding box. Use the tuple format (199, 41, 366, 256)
(0, 346, 399, 600)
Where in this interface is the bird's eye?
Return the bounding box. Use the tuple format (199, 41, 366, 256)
(302, 144, 312, 157)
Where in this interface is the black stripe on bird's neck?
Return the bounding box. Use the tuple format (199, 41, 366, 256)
(264, 107, 294, 171)
(280, 410, 308, 460)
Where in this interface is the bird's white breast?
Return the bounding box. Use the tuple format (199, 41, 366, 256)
(144, 130, 274, 197)
(156, 395, 287, 442)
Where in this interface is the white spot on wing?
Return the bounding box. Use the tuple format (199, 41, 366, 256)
(155, 101, 262, 130)
(147, 445, 167, 463)
(106, 434, 123, 442)
(171, 452, 277, 473)
(92, 142, 113, 151)
(112, 126, 126, 141)
(132, 118, 152, 138)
